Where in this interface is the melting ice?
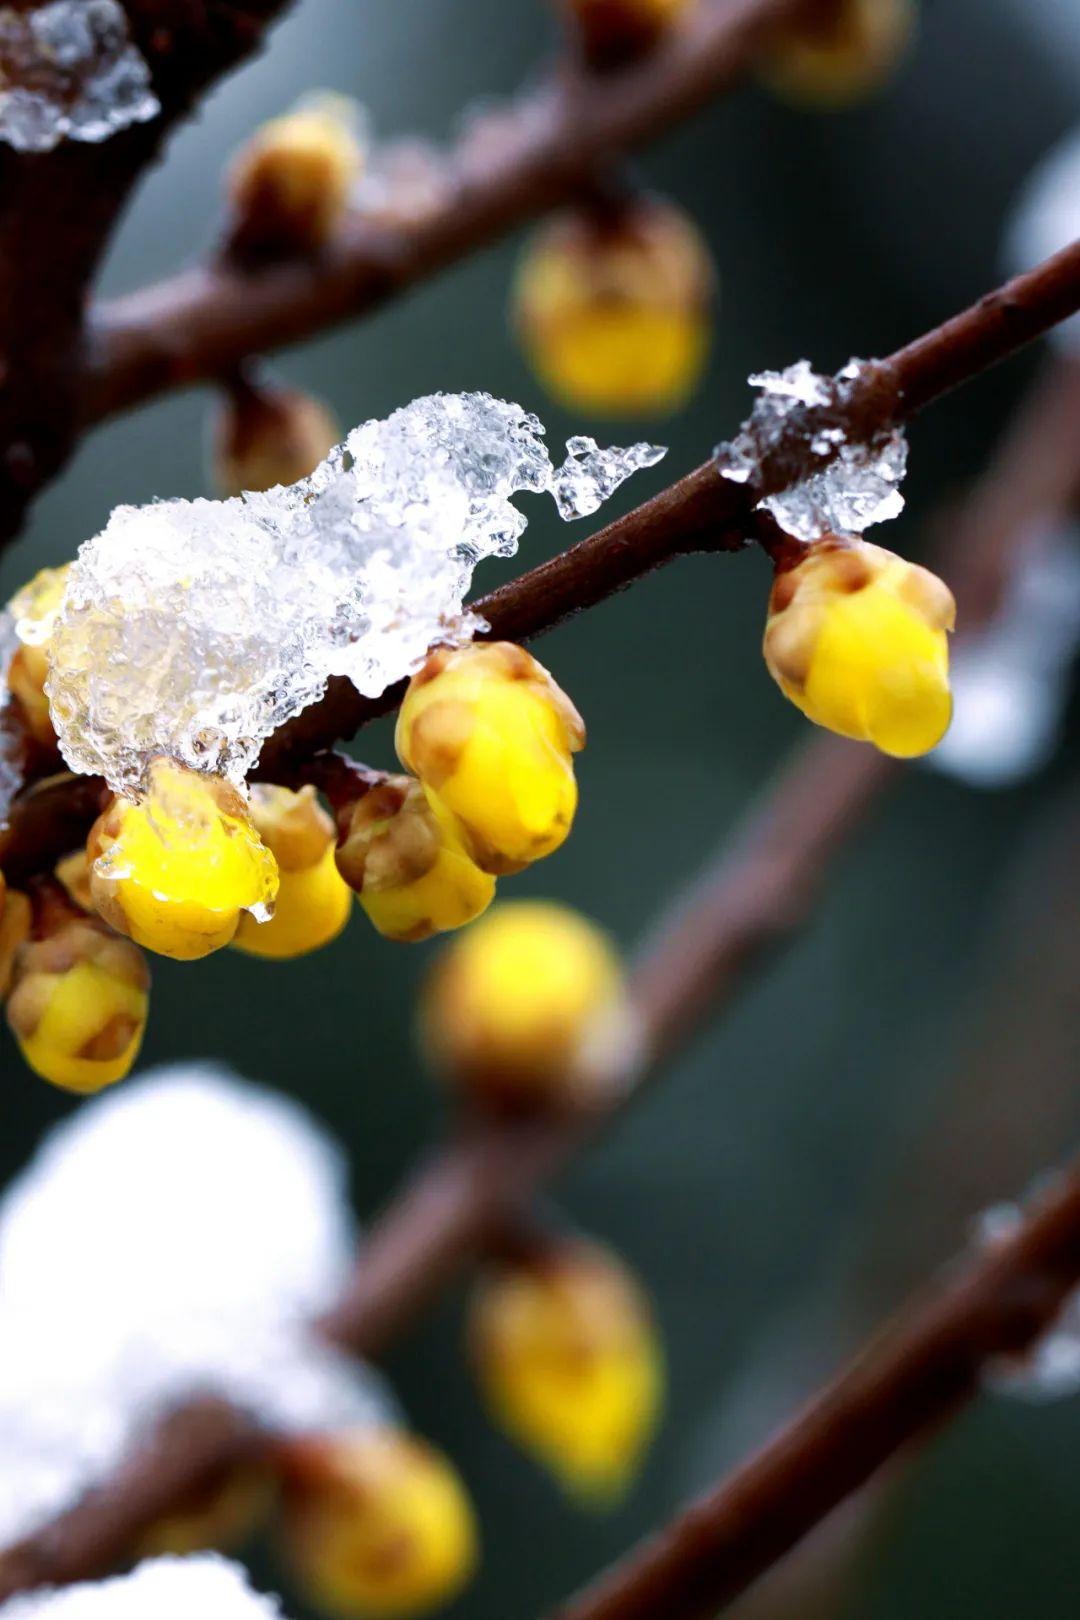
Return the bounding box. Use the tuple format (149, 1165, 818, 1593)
(46, 393, 664, 794)
(0, 1558, 289, 1620)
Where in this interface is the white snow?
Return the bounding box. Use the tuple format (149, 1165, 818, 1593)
(1006, 123, 1080, 353)
(47, 393, 664, 795)
(0, 0, 159, 154)
(0, 1067, 389, 1547)
(0, 1557, 288, 1620)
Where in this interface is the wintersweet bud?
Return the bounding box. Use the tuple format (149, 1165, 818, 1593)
(277, 1428, 478, 1619)
(396, 643, 585, 876)
(54, 848, 94, 913)
(469, 1238, 662, 1502)
(228, 93, 364, 256)
(140, 1466, 272, 1557)
(5, 562, 70, 746)
(5, 888, 150, 1093)
(758, 0, 915, 109)
(421, 901, 635, 1111)
(335, 774, 494, 943)
(212, 375, 341, 497)
(0, 872, 31, 998)
(763, 535, 955, 757)
(88, 758, 280, 961)
(514, 198, 713, 415)
(561, 0, 698, 69)
(233, 784, 352, 959)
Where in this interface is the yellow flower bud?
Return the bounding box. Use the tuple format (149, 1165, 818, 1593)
(421, 901, 635, 1111)
(88, 759, 279, 961)
(561, 0, 698, 69)
(233, 784, 352, 959)
(278, 1428, 478, 1619)
(211, 374, 341, 497)
(763, 536, 955, 757)
(6, 894, 150, 1094)
(5, 563, 70, 747)
(758, 0, 915, 109)
(228, 94, 364, 256)
(469, 1239, 662, 1502)
(396, 643, 585, 876)
(335, 775, 494, 943)
(0, 873, 32, 998)
(514, 199, 713, 415)
(139, 1465, 272, 1558)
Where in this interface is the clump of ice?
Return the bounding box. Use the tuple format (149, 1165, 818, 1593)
(1005, 123, 1080, 354)
(0, 0, 159, 154)
(0, 1066, 390, 1547)
(0, 1557, 287, 1620)
(715, 359, 907, 542)
(48, 393, 664, 795)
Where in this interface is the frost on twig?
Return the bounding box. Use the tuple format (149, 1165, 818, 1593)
(0, 1557, 289, 1620)
(44, 393, 664, 795)
(0, 1068, 391, 1546)
(0, 0, 159, 154)
(714, 359, 906, 543)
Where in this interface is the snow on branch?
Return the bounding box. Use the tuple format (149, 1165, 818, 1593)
(0, 1558, 287, 1620)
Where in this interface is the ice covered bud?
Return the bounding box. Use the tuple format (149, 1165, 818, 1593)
(228, 93, 364, 256)
(758, 0, 915, 109)
(88, 759, 279, 961)
(5, 563, 70, 746)
(212, 373, 342, 496)
(335, 774, 494, 944)
(5, 885, 150, 1093)
(421, 901, 634, 1111)
(514, 198, 713, 415)
(763, 536, 955, 757)
(396, 643, 585, 876)
(278, 1428, 478, 1618)
(0, 870, 31, 997)
(561, 0, 698, 69)
(233, 784, 352, 960)
(469, 1238, 662, 1501)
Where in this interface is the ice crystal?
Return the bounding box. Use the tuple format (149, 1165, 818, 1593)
(48, 393, 664, 795)
(715, 360, 907, 542)
(0, 1067, 390, 1546)
(1006, 123, 1080, 353)
(0, 0, 159, 154)
(0, 1558, 288, 1620)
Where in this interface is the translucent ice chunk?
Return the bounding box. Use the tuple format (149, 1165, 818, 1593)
(715, 359, 907, 541)
(49, 392, 664, 795)
(1005, 124, 1080, 354)
(0, 1067, 390, 1546)
(0, 1558, 289, 1620)
(0, 0, 159, 154)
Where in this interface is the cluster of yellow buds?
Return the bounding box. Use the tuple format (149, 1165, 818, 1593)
(468, 1237, 662, 1502)
(4, 882, 150, 1093)
(762, 535, 955, 757)
(758, 0, 915, 109)
(277, 1428, 478, 1618)
(211, 371, 341, 497)
(233, 784, 353, 960)
(336, 642, 585, 942)
(514, 196, 714, 416)
(228, 93, 365, 257)
(420, 901, 635, 1111)
(5, 562, 70, 748)
(561, 0, 698, 69)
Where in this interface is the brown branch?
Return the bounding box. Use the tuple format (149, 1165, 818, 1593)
(82, 0, 820, 424)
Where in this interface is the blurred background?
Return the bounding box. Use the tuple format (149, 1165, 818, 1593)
(2, 0, 1079, 1616)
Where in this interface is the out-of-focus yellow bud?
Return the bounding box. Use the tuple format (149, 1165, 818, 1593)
(514, 198, 713, 416)
(758, 0, 915, 109)
(421, 901, 635, 1111)
(228, 93, 364, 257)
(335, 774, 494, 943)
(5, 891, 150, 1093)
(561, 0, 698, 69)
(0, 873, 32, 998)
(763, 535, 955, 757)
(211, 374, 341, 497)
(233, 784, 352, 959)
(88, 759, 279, 961)
(469, 1238, 662, 1502)
(5, 563, 70, 746)
(278, 1428, 478, 1619)
(396, 643, 585, 876)
(54, 849, 93, 913)
(140, 1465, 272, 1557)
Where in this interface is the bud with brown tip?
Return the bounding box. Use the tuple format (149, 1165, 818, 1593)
(562, 0, 698, 70)
(228, 93, 365, 258)
(211, 371, 341, 497)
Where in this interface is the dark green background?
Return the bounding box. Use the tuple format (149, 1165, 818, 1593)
(2, 1, 1079, 1615)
